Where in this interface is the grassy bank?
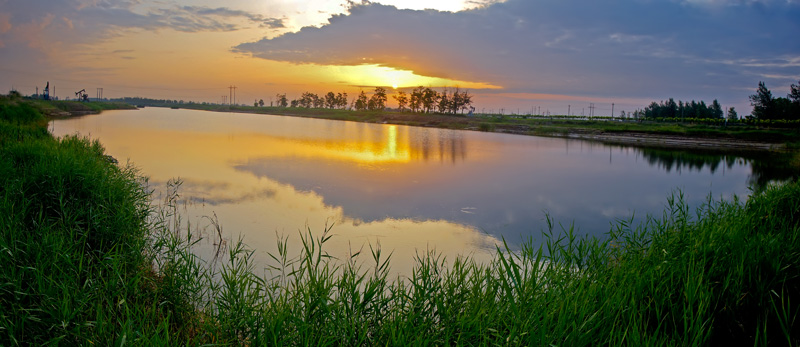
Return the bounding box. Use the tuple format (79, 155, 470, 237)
(23, 97, 136, 119)
(2, 94, 799, 345)
(158, 103, 800, 149)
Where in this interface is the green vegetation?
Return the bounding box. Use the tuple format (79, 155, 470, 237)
(2, 93, 798, 345)
(639, 98, 726, 120)
(750, 80, 800, 121)
(0, 94, 177, 343)
(18, 97, 136, 118)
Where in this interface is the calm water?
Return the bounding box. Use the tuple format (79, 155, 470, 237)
(50, 108, 796, 274)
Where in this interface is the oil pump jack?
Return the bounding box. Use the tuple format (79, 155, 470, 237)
(43, 81, 50, 100)
(75, 89, 89, 102)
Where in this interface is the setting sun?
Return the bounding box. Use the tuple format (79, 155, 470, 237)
(326, 64, 502, 90)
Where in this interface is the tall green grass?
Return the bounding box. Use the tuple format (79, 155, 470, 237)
(1, 94, 798, 345)
(147, 183, 799, 345)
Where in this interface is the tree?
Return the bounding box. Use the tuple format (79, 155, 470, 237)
(789, 80, 800, 104)
(710, 99, 723, 119)
(368, 87, 387, 111)
(312, 94, 324, 108)
(354, 91, 368, 111)
(276, 93, 288, 107)
(393, 91, 408, 112)
(750, 81, 774, 120)
(258, 99, 265, 107)
(437, 89, 450, 113)
(325, 92, 337, 109)
(727, 107, 738, 121)
(254, 100, 259, 107)
(336, 92, 348, 109)
(409, 87, 423, 113)
(773, 97, 794, 120)
(420, 87, 438, 113)
(451, 88, 473, 114)
(788, 80, 800, 119)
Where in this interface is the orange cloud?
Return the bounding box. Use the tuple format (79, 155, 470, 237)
(0, 13, 11, 34)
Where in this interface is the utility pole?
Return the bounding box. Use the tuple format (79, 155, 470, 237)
(228, 85, 237, 107)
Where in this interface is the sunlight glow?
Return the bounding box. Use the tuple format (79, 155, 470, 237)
(327, 64, 502, 90)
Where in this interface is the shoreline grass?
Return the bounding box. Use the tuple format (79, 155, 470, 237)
(2, 94, 799, 345)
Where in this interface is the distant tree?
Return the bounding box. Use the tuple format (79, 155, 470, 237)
(355, 91, 368, 111)
(773, 97, 795, 120)
(750, 81, 774, 120)
(788, 80, 800, 119)
(393, 91, 409, 112)
(296, 92, 321, 108)
(290, 99, 298, 108)
(710, 99, 723, 119)
(258, 99, 265, 107)
(276, 93, 288, 107)
(437, 89, 450, 113)
(619, 110, 626, 119)
(790, 80, 800, 104)
(312, 94, 324, 108)
(368, 87, 387, 111)
(451, 88, 473, 114)
(666, 98, 678, 118)
(325, 92, 337, 109)
(421, 87, 439, 113)
(727, 107, 738, 121)
(336, 92, 348, 109)
(409, 87, 423, 113)
(254, 100, 259, 107)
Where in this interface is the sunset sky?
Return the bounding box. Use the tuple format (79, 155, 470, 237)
(1, 0, 798, 115)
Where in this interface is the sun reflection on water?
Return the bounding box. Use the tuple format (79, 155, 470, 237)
(50, 109, 492, 276)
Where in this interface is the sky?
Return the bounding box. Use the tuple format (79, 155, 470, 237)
(1, 0, 799, 115)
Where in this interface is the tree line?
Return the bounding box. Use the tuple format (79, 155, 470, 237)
(638, 98, 735, 121)
(265, 86, 474, 115)
(749, 80, 800, 120)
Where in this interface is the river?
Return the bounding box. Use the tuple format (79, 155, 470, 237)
(50, 107, 797, 275)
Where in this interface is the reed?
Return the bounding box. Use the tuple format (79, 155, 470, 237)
(2, 94, 798, 345)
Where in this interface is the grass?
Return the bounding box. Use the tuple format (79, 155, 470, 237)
(1, 93, 799, 345)
(23, 98, 136, 118)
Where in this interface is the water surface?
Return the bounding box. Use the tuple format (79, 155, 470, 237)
(50, 108, 795, 274)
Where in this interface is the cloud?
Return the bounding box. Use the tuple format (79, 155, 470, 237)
(234, 0, 800, 102)
(0, 0, 285, 84)
(0, 1, 283, 51)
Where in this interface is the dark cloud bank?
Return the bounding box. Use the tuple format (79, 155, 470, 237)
(235, 0, 800, 105)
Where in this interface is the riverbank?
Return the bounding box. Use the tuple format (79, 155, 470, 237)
(26, 97, 137, 118)
(3, 94, 799, 345)
(158, 103, 798, 152)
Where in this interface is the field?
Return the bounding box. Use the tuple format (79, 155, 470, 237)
(1, 94, 798, 345)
